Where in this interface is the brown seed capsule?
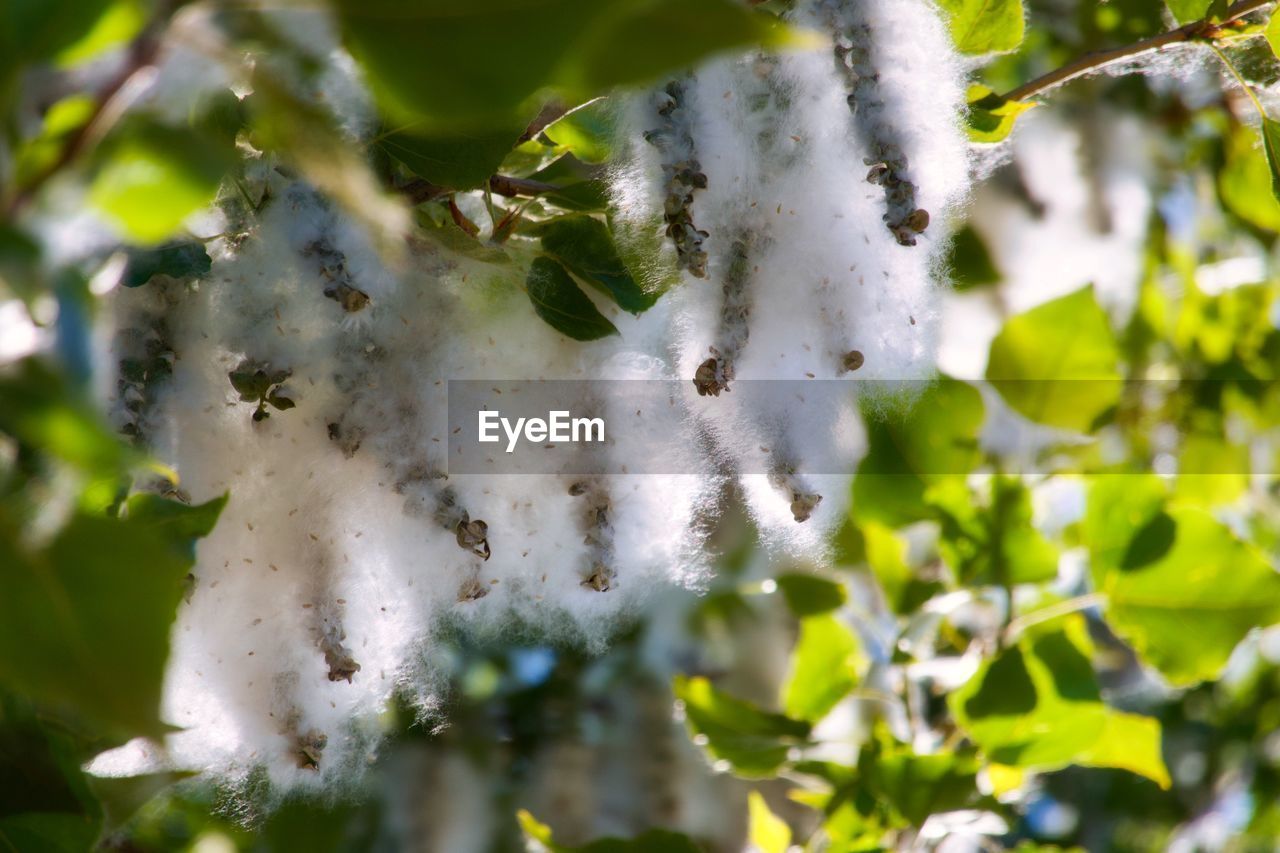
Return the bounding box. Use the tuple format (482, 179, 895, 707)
(582, 563, 613, 592)
(904, 208, 930, 233)
(842, 350, 865, 373)
(295, 729, 327, 770)
(455, 518, 491, 560)
(790, 492, 823, 523)
(457, 576, 489, 602)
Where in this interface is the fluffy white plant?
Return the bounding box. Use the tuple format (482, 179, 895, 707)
(92, 0, 970, 792)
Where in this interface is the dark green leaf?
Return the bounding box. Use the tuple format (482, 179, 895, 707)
(377, 124, 525, 190)
(0, 513, 196, 736)
(122, 242, 212, 288)
(526, 256, 618, 341)
(774, 573, 847, 617)
(334, 0, 803, 128)
(538, 215, 657, 314)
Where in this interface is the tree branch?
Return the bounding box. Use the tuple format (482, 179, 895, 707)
(3, 13, 168, 218)
(401, 174, 561, 205)
(999, 0, 1274, 103)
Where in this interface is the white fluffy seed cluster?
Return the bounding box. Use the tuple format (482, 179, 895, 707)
(92, 0, 969, 792)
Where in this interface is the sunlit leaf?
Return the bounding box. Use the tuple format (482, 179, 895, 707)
(747, 791, 790, 853)
(965, 85, 1035, 143)
(89, 119, 233, 245)
(987, 285, 1121, 433)
(783, 613, 860, 722)
(674, 675, 810, 777)
(936, 0, 1025, 54)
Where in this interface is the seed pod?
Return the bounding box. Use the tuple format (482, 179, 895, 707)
(841, 350, 865, 373)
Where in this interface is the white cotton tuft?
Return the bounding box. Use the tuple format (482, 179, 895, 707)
(94, 0, 973, 793)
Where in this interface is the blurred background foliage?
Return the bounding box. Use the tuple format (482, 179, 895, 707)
(5, 0, 1280, 850)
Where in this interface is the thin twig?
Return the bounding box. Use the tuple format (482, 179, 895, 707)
(400, 174, 560, 205)
(1000, 0, 1274, 102)
(3, 14, 169, 217)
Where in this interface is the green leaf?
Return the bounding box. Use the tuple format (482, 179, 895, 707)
(929, 476, 1059, 586)
(936, 0, 1025, 54)
(89, 119, 234, 245)
(124, 493, 227, 552)
(334, 0, 804, 128)
(773, 573, 847, 617)
(948, 223, 1001, 290)
(537, 215, 656, 314)
(950, 617, 1169, 786)
(783, 613, 861, 722)
(0, 513, 199, 736)
(53, 0, 145, 67)
(673, 675, 810, 777)
(747, 791, 790, 853)
(871, 749, 982, 825)
(1219, 123, 1280, 233)
(1093, 506, 1280, 685)
(853, 378, 984, 526)
(965, 85, 1035, 143)
(122, 241, 212, 288)
(1268, 11, 1280, 58)
(526, 256, 619, 341)
(0, 0, 113, 86)
(1164, 0, 1216, 24)
(543, 99, 617, 165)
(376, 124, 525, 190)
(0, 692, 102, 849)
(1263, 117, 1280, 203)
(986, 285, 1121, 433)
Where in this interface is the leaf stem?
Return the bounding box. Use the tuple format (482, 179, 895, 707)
(999, 0, 1274, 103)
(1209, 42, 1267, 120)
(1002, 592, 1107, 645)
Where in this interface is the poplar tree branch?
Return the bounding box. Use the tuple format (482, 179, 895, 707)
(999, 0, 1274, 103)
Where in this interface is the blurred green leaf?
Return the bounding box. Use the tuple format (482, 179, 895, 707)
(1092, 506, 1280, 685)
(334, 0, 804, 128)
(89, 119, 234, 246)
(853, 378, 984, 526)
(526, 256, 619, 341)
(0, 511, 210, 737)
(951, 618, 1168, 786)
(947, 223, 1001, 290)
(987, 285, 1121, 433)
(774, 573, 847, 617)
(747, 791, 790, 853)
(543, 99, 616, 165)
(1219, 123, 1280, 233)
(53, 0, 145, 66)
(929, 476, 1059, 585)
(1268, 10, 1280, 58)
(783, 613, 861, 722)
(673, 675, 809, 777)
(937, 0, 1025, 54)
(0, 0, 114, 87)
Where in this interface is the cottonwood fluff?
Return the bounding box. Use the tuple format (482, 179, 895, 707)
(613, 0, 969, 557)
(92, 0, 970, 794)
(92, 168, 716, 793)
